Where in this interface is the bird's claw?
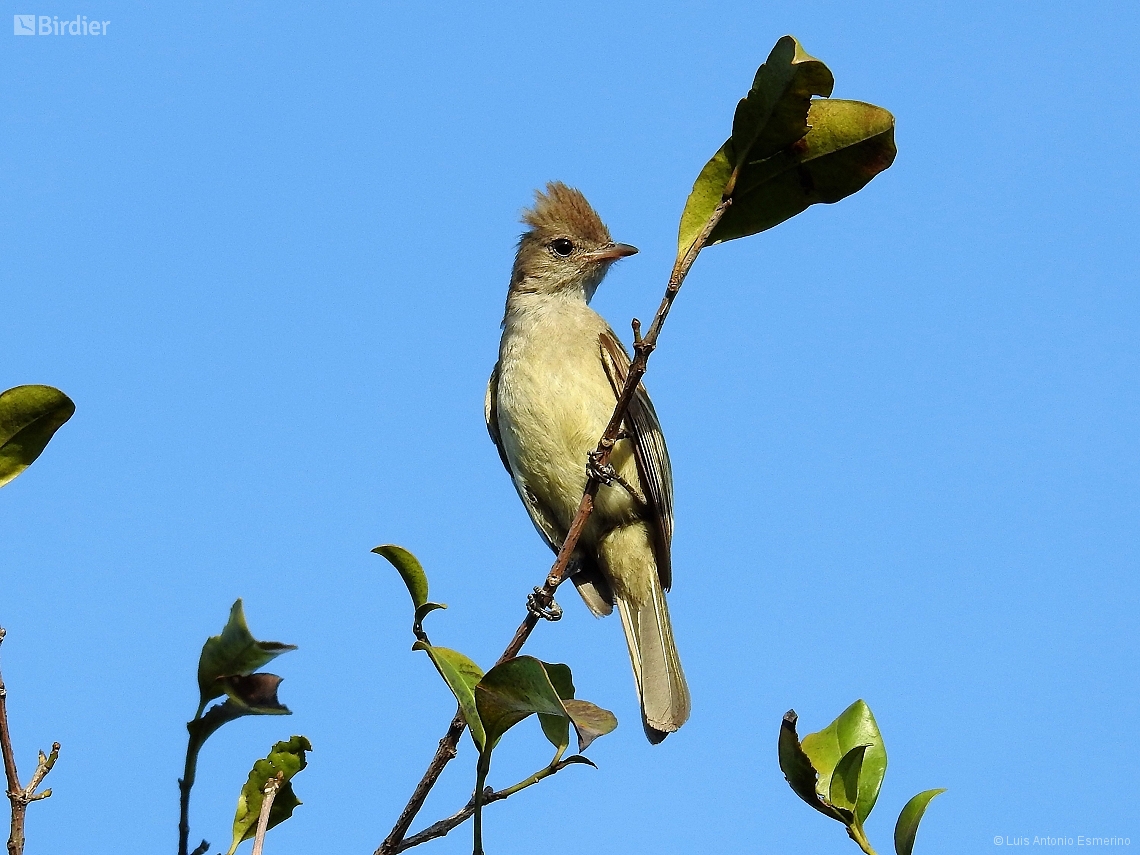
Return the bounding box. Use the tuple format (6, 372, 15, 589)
(527, 587, 563, 622)
(587, 450, 647, 507)
(587, 450, 618, 486)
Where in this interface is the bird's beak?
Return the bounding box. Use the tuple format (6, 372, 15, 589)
(583, 242, 639, 262)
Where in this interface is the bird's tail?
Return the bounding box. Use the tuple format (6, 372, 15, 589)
(601, 526, 690, 743)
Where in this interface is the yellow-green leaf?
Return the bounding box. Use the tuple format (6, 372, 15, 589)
(894, 789, 946, 855)
(678, 99, 895, 253)
(413, 641, 486, 750)
(373, 544, 429, 609)
(226, 736, 311, 855)
(0, 385, 74, 488)
(729, 35, 834, 171)
(829, 744, 869, 815)
(801, 699, 887, 824)
(677, 146, 733, 259)
(374, 544, 446, 637)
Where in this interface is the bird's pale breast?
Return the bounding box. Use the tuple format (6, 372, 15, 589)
(496, 302, 639, 535)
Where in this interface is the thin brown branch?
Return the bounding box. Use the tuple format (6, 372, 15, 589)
(0, 632, 20, 855)
(397, 787, 497, 853)
(250, 772, 283, 855)
(396, 757, 579, 852)
(0, 627, 61, 855)
(375, 197, 732, 855)
(375, 709, 467, 855)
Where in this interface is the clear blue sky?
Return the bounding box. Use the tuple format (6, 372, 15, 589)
(2, 3, 1137, 854)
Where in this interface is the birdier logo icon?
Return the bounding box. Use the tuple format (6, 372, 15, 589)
(13, 14, 110, 35)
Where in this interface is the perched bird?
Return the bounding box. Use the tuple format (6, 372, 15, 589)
(485, 182, 690, 742)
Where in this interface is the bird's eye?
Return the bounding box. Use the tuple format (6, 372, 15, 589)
(550, 238, 574, 257)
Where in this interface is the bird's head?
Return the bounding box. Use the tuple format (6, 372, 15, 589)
(509, 182, 637, 303)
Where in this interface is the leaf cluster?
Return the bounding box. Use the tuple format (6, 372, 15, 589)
(677, 35, 895, 259)
(780, 701, 943, 855)
(180, 602, 307, 855)
(376, 545, 618, 854)
(188, 600, 297, 746)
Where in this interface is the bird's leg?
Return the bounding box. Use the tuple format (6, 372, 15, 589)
(587, 450, 647, 507)
(587, 449, 618, 485)
(526, 587, 563, 622)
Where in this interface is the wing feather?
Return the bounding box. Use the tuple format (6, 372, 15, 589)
(598, 331, 674, 590)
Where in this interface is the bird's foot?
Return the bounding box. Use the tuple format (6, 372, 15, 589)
(587, 450, 646, 507)
(587, 450, 619, 485)
(527, 587, 563, 622)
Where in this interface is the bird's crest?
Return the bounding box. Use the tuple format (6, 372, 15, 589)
(521, 182, 612, 245)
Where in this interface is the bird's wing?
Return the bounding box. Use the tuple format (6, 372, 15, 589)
(486, 362, 613, 615)
(598, 330, 674, 590)
(484, 362, 514, 474)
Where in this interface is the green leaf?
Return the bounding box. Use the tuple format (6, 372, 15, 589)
(197, 600, 296, 714)
(476, 656, 567, 752)
(716, 99, 895, 245)
(413, 602, 446, 626)
(677, 144, 733, 260)
(412, 641, 486, 751)
(372, 544, 429, 609)
(374, 545, 446, 636)
(730, 35, 834, 171)
(186, 675, 292, 751)
(801, 699, 888, 823)
(894, 789, 946, 855)
(558, 754, 597, 770)
(678, 36, 833, 256)
(467, 660, 615, 855)
(0, 385, 75, 488)
(537, 662, 574, 754)
(475, 657, 616, 754)
(778, 710, 847, 822)
(829, 744, 869, 815)
(679, 98, 895, 253)
(226, 735, 312, 855)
